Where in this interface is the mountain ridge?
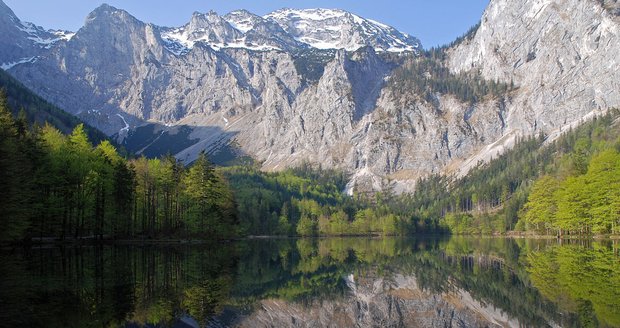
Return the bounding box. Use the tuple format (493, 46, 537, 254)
(1, 0, 618, 193)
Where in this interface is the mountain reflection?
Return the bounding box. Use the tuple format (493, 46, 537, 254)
(0, 237, 618, 327)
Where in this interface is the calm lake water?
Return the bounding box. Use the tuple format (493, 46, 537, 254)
(1, 237, 619, 328)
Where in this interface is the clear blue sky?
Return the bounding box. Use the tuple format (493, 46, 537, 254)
(4, 0, 489, 48)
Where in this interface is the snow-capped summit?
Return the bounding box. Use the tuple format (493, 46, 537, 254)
(158, 7, 420, 55)
(264, 8, 421, 52)
(224, 9, 262, 33)
(185, 11, 243, 45)
(161, 10, 286, 53)
(0, 0, 73, 70)
(223, 10, 308, 52)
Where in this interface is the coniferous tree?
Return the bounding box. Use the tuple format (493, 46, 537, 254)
(0, 90, 32, 241)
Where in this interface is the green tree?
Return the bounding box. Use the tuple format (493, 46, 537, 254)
(113, 160, 135, 237)
(39, 124, 70, 237)
(181, 152, 238, 237)
(183, 153, 216, 234)
(555, 176, 590, 235)
(296, 215, 317, 236)
(0, 90, 32, 241)
(329, 210, 349, 235)
(521, 176, 559, 233)
(67, 124, 95, 238)
(571, 138, 590, 175)
(585, 149, 620, 233)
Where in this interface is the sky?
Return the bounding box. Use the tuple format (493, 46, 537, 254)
(4, 0, 489, 49)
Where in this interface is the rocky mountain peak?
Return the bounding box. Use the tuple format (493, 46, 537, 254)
(224, 9, 263, 33)
(90, 3, 116, 14)
(0, 0, 13, 14)
(85, 3, 134, 26)
(159, 10, 248, 53)
(264, 8, 422, 52)
(0, 0, 73, 69)
(0, 0, 21, 30)
(4, 0, 619, 193)
(185, 10, 242, 43)
(189, 10, 225, 25)
(157, 7, 421, 54)
(85, 3, 140, 27)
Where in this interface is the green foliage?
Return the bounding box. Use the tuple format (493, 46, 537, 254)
(129, 153, 237, 239)
(522, 175, 559, 232)
(402, 110, 620, 236)
(296, 216, 317, 236)
(0, 89, 34, 241)
(223, 164, 417, 236)
(0, 92, 238, 242)
(527, 242, 620, 327)
(522, 147, 620, 236)
(520, 113, 620, 236)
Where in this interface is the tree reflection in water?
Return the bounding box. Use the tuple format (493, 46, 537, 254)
(0, 238, 618, 327)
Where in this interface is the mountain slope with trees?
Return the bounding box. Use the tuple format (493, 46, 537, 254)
(0, 90, 238, 242)
(0, 69, 108, 144)
(394, 110, 620, 236)
(3, 0, 618, 194)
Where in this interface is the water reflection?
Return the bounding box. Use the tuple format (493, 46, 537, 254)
(0, 238, 618, 327)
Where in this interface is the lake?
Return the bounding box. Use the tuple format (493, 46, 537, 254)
(1, 237, 619, 327)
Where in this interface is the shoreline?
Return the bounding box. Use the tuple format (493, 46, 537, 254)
(2, 232, 618, 248)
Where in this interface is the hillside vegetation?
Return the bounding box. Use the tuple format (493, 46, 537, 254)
(0, 69, 108, 144)
(2, 75, 619, 241)
(0, 90, 238, 242)
(397, 110, 620, 236)
(222, 165, 429, 236)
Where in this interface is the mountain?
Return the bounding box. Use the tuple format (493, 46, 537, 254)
(0, 0, 73, 69)
(446, 0, 620, 176)
(0, 0, 618, 193)
(0, 68, 108, 143)
(228, 272, 514, 327)
(264, 8, 421, 52)
(160, 10, 307, 53)
(158, 8, 421, 54)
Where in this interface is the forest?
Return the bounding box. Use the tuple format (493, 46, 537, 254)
(222, 165, 424, 237)
(2, 77, 620, 241)
(0, 90, 237, 242)
(0, 87, 418, 243)
(400, 110, 620, 236)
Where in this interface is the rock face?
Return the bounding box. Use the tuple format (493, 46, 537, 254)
(264, 8, 422, 52)
(228, 273, 517, 327)
(1, 0, 619, 192)
(0, 0, 73, 70)
(447, 0, 620, 175)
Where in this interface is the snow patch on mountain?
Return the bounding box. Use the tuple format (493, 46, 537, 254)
(1, 56, 37, 70)
(16, 21, 73, 49)
(51, 30, 76, 42)
(158, 7, 420, 54)
(224, 10, 260, 33)
(160, 27, 281, 54)
(267, 8, 348, 22)
(264, 8, 421, 52)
